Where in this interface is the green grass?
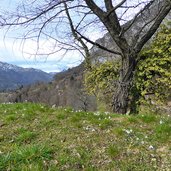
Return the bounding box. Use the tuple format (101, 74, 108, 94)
(0, 103, 171, 170)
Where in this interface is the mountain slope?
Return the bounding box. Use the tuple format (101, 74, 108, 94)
(0, 61, 53, 90)
(2, 63, 96, 111)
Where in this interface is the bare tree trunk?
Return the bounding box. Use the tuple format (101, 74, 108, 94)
(112, 53, 136, 114)
(112, 81, 129, 114)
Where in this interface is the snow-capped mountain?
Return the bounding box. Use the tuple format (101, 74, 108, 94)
(0, 61, 53, 91)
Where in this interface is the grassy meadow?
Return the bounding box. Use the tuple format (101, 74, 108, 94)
(0, 103, 171, 170)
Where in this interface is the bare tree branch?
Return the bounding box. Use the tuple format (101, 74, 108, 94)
(75, 30, 122, 56)
(135, 1, 171, 53)
(63, 1, 91, 66)
(122, 0, 154, 35)
(107, 0, 126, 17)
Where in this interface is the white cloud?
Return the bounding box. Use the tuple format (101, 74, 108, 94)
(0, 31, 84, 72)
(19, 62, 62, 73)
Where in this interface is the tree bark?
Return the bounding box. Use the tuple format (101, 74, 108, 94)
(112, 53, 136, 114)
(112, 80, 130, 114)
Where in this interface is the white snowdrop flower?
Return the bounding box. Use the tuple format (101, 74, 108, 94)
(136, 137, 139, 141)
(141, 141, 145, 144)
(151, 158, 156, 161)
(92, 128, 95, 132)
(159, 120, 163, 124)
(108, 116, 111, 119)
(149, 145, 154, 150)
(105, 112, 110, 115)
(85, 126, 90, 130)
(94, 111, 100, 116)
(124, 129, 133, 134)
(145, 135, 148, 139)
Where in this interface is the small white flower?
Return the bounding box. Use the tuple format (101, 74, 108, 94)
(151, 158, 156, 161)
(91, 128, 95, 132)
(159, 120, 163, 124)
(94, 112, 100, 116)
(85, 127, 89, 130)
(141, 141, 145, 144)
(149, 145, 154, 150)
(105, 112, 110, 115)
(124, 129, 133, 134)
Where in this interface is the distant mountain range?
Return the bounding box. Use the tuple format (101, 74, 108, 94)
(0, 61, 54, 91)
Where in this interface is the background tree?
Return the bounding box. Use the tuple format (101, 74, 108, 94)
(0, 0, 171, 114)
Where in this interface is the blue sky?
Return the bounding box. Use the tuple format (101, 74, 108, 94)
(0, 0, 84, 73)
(0, 0, 146, 73)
